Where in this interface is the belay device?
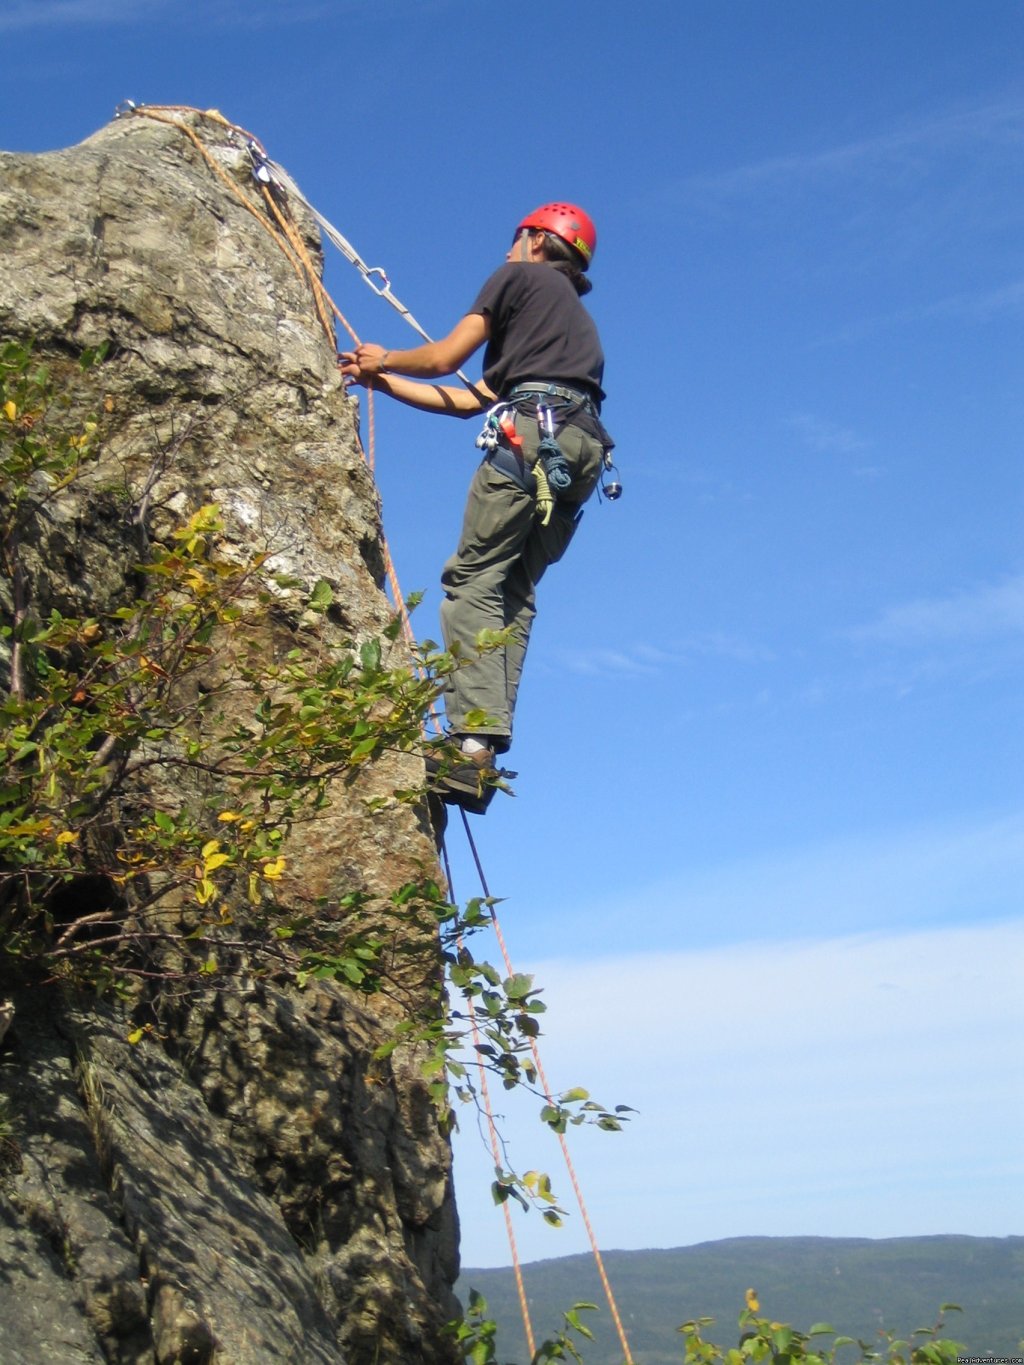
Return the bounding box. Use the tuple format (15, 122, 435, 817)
(600, 457, 622, 501)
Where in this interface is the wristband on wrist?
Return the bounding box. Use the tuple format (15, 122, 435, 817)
(379, 350, 391, 373)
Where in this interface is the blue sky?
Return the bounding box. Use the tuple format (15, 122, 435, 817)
(3, 0, 1022, 1281)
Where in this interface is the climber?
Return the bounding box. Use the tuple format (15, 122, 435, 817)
(339, 203, 613, 809)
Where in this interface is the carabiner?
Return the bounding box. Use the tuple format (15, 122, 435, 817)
(537, 403, 556, 440)
(361, 266, 392, 297)
(246, 139, 274, 185)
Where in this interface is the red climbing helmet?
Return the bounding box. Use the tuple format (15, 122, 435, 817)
(515, 203, 597, 268)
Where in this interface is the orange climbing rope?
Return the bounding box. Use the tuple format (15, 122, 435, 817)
(122, 104, 634, 1363)
(124, 105, 421, 686)
(458, 810, 636, 1365)
(440, 840, 537, 1360)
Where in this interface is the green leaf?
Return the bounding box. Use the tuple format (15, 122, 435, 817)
(504, 971, 534, 1000)
(359, 638, 381, 671)
(541, 1106, 567, 1134)
(808, 1324, 836, 1337)
(309, 579, 334, 611)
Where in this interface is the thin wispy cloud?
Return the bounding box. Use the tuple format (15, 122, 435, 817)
(551, 632, 773, 678)
(670, 90, 1024, 293)
(549, 646, 660, 678)
(0, 0, 346, 32)
(926, 275, 1024, 323)
(638, 634, 772, 664)
(787, 412, 870, 458)
(641, 464, 755, 505)
(819, 274, 1024, 347)
(850, 574, 1024, 645)
(681, 96, 1024, 202)
(524, 806, 1024, 958)
(0, 0, 169, 30)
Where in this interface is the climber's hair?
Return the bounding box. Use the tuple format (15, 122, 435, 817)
(539, 231, 593, 296)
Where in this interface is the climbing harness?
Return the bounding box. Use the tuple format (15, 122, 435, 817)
(473, 401, 535, 496)
(506, 380, 599, 412)
(472, 400, 562, 526)
(475, 383, 622, 522)
(110, 102, 635, 1364)
(506, 382, 622, 501)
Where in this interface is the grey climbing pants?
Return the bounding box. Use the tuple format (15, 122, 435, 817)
(439, 408, 605, 752)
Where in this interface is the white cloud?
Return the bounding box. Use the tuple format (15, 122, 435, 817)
(454, 919, 1024, 1268)
(531, 921, 1024, 1065)
(850, 574, 1024, 645)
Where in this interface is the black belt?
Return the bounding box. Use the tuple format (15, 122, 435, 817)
(505, 382, 599, 414)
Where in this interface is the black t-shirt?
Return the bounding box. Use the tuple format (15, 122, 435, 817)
(469, 263, 606, 404)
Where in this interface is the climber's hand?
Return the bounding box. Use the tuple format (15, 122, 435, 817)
(338, 351, 367, 387)
(353, 343, 389, 375)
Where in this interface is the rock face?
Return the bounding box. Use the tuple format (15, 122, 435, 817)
(0, 112, 460, 1363)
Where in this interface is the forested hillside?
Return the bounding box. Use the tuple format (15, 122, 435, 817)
(460, 1235, 1024, 1362)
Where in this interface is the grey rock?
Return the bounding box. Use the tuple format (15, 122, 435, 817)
(0, 110, 460, 1363)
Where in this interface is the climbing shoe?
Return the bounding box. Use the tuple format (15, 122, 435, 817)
(424, 740, 515, 815)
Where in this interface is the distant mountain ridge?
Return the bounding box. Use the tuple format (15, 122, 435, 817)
(459, 1235, 1024, 1362)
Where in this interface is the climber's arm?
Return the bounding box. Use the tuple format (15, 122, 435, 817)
(354, 371, 493, 417)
